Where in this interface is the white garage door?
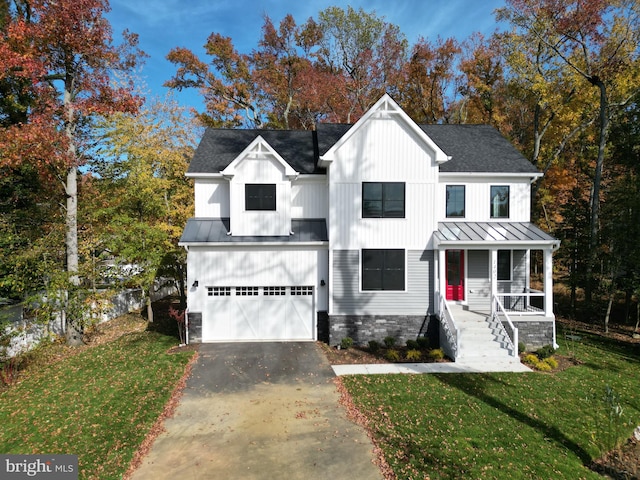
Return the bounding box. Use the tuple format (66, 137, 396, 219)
(201, 286, 314, 342)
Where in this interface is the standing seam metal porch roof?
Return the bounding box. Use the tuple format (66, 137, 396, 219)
(435, 222, 559, 246)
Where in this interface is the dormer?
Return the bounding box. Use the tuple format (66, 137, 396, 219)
(222, 135, 298, 236)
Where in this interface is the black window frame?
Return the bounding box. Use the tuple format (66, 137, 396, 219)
(446, 185, 465, 218)
(245, 183, 276, 211)
(362, 182, 405, 218)
(362, 249, 405, 291)
(497, 250, 511, 281)
(490, 185, 510, 218)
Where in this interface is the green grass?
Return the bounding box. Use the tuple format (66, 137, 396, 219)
(342, 330, 640, 480)
(0, 329, 193, 480)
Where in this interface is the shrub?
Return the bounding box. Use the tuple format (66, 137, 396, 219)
(340, 337, 354, 350)
(384, 336, 397, 348)
(522, 353, 540, 366)
(368, 340, 380, 353)
(543, 356, 558, 369)
(536, 361, 552, 372)
(405, 349, 422, 361)
(416, 336, 430, 350)
(536, 344, 556, 359)
(385, 349, 400, 362)
(428, 348, 445, 361)
(406, 339, 419, 350)
(518, 341, 527, 354)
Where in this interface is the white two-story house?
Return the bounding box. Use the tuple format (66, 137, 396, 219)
(179, 94, 560, 362)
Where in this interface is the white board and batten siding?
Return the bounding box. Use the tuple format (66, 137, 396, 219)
(437, 176, 532, 222)
(291, 177, 328, 219)
(229, 156, 291, 236)
(329, 117, 440, 250)
(194, 179, 230, 218)
(331, 250, 433, 315)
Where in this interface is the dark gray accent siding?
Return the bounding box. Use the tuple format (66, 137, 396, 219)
(187, 312, 202, 343)
(332, 250, 433, 315)
(468, 250, 490, 311)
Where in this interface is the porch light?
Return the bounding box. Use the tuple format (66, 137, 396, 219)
(192, 281, 199, 288)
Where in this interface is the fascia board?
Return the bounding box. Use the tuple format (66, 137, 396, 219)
(221, 135, 298, 178)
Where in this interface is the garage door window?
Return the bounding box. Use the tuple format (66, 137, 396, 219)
(236, 287, 259, 295)
(264, 286, 286, 295)
(208, 287, 231, 296)
(291, 286, 313, 295)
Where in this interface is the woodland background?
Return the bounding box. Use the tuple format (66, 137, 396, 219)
(1, 0, 639, 344)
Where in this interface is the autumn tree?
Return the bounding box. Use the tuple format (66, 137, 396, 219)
(500, 0, 640, 301)
(399, 36, 461, 123)
(0, 0, 144, 344)
(93, 96, 197, 321)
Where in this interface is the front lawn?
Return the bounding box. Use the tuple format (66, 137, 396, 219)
(342, 330, 640, 479)
(0, 317, 194, 480)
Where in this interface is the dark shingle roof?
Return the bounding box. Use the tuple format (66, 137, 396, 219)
(188, 129, 324, 175)
(187, 124, 538, 176)
(179, 218, 329, 244)
(420, 125, 538, 174)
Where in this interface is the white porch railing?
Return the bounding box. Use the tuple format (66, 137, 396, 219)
(497, 288, 545, 315)
(438, 293, 459, 360)
(492, 295, 518, 358)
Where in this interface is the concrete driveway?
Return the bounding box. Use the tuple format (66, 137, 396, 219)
(129, 342, 384, 480)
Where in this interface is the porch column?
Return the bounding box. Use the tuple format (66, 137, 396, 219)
(544, 248, 553, 316)
(490, 249, 497, 313)
(438, 248, 446, 313)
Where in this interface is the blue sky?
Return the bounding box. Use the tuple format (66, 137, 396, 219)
(106, 0, 506, 112)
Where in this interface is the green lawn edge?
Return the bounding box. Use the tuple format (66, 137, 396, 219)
(342, 331, 640, 480)
(0, 330, 194, 480)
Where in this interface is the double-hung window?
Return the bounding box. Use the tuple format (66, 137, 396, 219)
(362, 182, 405, 218)
(245, 184, 276, 211)
(446, 185, 465, 218)
(362, 249, 405, 291)
(490, 186, 509, 218)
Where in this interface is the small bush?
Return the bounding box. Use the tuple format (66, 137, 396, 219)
(518, 341, 527, 354)
(522, 353, 540, 366)
(536, 361, 552, 372)
(368, 340, 380, 353)
(405, 349, 422, 361)
(384, 336, 397, 348)
(428, 348, 445, 361)
(416, 336, 430, 350)
(536, 344, 556, 359)
(340, 337, 354, 350)
(385, 349, 400, 362)
(543, 356, 558, 369)
(406, 339, 419, 350)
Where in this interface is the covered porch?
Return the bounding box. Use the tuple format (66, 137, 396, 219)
(433, 221, 560, 355)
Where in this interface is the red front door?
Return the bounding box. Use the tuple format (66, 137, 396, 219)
(446, 250, 464, 301)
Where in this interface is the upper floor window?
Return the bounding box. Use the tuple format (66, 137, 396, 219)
(490, 186, 509, 218)
(245, 184, 276, 211)
(362, 249, 405, 291)
(446, 185, 465, 218)
(362, 182, 405, 218)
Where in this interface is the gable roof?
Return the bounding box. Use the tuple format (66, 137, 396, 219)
(319, 94, 450, 165)
(186, 97, 539, 176)
(221, 135, 297, 178)
(187, 129, 323, 175)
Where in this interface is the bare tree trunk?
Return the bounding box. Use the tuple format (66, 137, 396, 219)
(146, 295, 154, 323)
(634, 301, 639, 337)
(604, 289, 614, 334)
(63, 76, 83, 346)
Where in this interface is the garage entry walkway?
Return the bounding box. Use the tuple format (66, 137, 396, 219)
(129, 343, 383, 480)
